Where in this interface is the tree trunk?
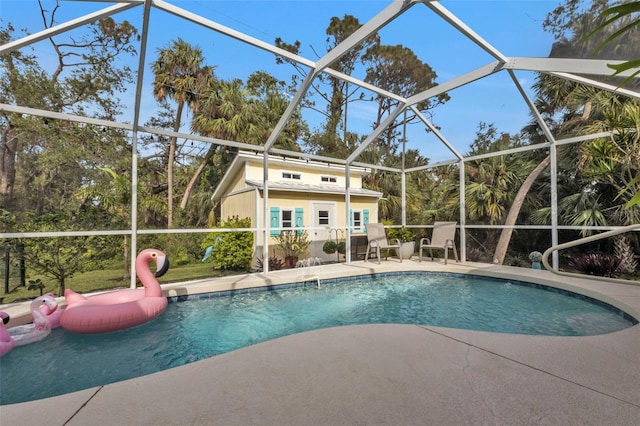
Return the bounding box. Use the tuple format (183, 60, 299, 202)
(167, 102, 184, 228)
(180, 144, 216, 210)
(493, 155, 551, 265)
(58, 276, 66, 297)
(0, 127, 18, 203)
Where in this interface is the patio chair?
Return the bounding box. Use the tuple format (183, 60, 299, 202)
(364, 223, 402, 264)
(419, 222, 459, 265)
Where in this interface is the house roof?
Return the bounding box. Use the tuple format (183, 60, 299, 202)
(243, 180, 382, 198)
(212, 151, 382, 201)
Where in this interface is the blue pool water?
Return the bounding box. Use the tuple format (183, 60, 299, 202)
(0, 272, 636, 405)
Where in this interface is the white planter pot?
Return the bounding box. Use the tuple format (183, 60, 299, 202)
(398, 241, 415, 259)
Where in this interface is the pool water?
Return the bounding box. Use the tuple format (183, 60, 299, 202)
(0, 272, 635, 405)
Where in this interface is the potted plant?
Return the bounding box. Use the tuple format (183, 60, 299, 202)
(273, 230, 310, 268)
(389, 226, 415, 259)
(322, 240, 338, 254)
(529, 251, 543, 269)
(335, 241, 347, 262)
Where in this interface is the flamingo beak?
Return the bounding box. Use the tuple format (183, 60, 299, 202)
(47, 301, 58, 313)
(155, 254, 170, 278)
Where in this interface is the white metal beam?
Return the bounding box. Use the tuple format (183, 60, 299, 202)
(152, 0, 316, 69)
(507, 70, 556, 144)
(316, 0, 419, 71)
(0, 2, 141, 54)
(409, 105, 463, 160)
(346, 105, 404, 164)
(130, 0, 153, 288)
(422, 1, 508, 63)
(0, 104, 134, 130)
(406, 61, 504, 106)
(506, 57, 640, 79)
(264, 72, 317, 151)
(550, 72, 640, 100)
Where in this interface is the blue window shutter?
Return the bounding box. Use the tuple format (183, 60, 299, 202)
(270, 207, 280, 236)
(295, 208, 304, 235)
(363, 209, 370, 232)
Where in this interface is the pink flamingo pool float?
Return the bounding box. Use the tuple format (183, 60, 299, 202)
(6, 295, 58, 347)
(60, 249, 170, 334)
(0, 312, 16, 356)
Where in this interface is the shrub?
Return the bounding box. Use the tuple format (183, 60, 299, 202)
(567, 253, 623, 278)
(388, 226, 415, 243)
(506, 255, 527, 267)
(254, 256, 284, 272)
(322, 241, 338, 254)
(201, 216, 253, 271)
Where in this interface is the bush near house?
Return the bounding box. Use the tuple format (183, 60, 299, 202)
(201, 216, 253, 271)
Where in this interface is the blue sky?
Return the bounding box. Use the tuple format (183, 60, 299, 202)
(1, 0, 561, 163)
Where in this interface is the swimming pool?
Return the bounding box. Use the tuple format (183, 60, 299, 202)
(0, 271, 636, 405)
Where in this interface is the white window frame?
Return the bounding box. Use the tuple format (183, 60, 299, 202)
(281, 170, 302, 181)
(352, 209, 363, 233)
(320, 175, 337, 184)
(281, 208, 294, 229)
(318, 209, 330, 226)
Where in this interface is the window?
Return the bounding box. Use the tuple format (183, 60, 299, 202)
(270, 207, 304, 236)
(352, 210, 362, 232)
(281, 209, 293, 228)
(350, 209, 369, 233)
(321, 175, 337, 183)
(282, 171, 301, 180)
(318, 210, 329, 226)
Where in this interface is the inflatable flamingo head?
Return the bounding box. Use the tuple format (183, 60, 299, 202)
(138, 249, 170, 278)
(31, 295, 58, 331)
(0, 311, 15, 356)
(40, 293, 58, 316)
(1, 311, 9, 326)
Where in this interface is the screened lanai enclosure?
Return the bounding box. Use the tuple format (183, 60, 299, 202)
(1, 0, 639, 294)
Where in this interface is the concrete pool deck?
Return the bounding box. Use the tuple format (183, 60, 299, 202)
(2, 260, 640, 425)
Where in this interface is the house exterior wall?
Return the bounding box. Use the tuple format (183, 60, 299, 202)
(220, 190, 256, 224)
(228, 167, 248, 193)
(245, 161, 364, 189)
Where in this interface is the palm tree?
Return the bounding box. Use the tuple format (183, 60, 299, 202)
(152, 38, 214, 227)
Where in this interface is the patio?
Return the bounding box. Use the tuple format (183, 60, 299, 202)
(3, 260, 640, 425)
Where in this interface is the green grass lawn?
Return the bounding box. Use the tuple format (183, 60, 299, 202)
(0, 262, 241, 305)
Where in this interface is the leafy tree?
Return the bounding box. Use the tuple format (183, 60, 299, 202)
(0, 3, 138, 222)
(76, 166, 166, 279)
(22, 216, 112, 296)
(25, 236, 90, 296)
(276, 15, 379, 158)
(362, 44, 449, 158)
